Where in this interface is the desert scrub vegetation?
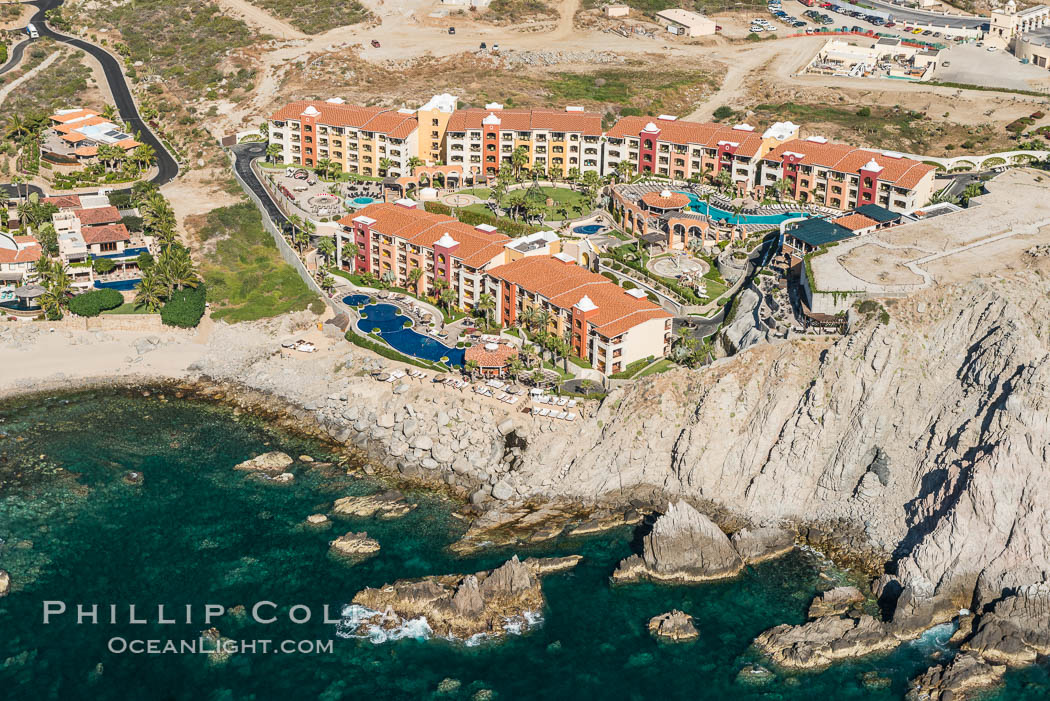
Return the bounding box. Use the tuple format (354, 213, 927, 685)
(250, 0, 372, 34)
(88, 0, 257, 94)
(194, 202, 321, 322)
(3, 49, 93, 117)
(480, 0, 559, 24)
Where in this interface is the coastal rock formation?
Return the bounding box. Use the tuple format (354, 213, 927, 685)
(907, 653, 1007, 701)
(613, 501, 743, 583)
(306, 514, 329, 525)
(730, 526, 795, 564)
(333, 490, 415, 519)
(963, 582, 1050, 666)
(753, 614, 897, 669)
(233, 451, 294, 472)
(0, 569, 9, 597)
(349, 555, 575, 640)
(807, 586, 865, 619)
(648, 610, 699, 642)
(330, 532, 381, 557)
(450, 503, 639, 554)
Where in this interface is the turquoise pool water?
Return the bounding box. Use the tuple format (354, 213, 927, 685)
(348, 196, 376, 207)
(676, 192, 808, 226)
(94, 279, 141, 291)
(0, 390, 1046, 699)
(573, 224, 604, 235)
(356, 302, 464, 367)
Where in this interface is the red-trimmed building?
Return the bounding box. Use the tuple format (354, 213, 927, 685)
(484, 255, 671, 375)
(758, 137, 936, 213)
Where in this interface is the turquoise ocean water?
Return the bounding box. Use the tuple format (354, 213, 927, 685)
(0, 389, 1046, 700)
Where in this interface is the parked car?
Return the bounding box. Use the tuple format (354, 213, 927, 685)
(941, 60, 951, 66)
(448, 26, 456, 34)
(480, 41, 487, 49)
(884, 21, 895, 27)
(370, 39, 380, 47)
(987, 45, 997, 51)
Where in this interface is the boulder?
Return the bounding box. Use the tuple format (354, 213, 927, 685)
(233, 451, 293, 472)
(964, 582, 1050, 666)
(0, 569, 9, 597)
(306, 514, 329, 525)
(808, 585, 866, 618)
(730, 526, 795, 564)
(612, 501, 743, 583)
(907, 653, 1006, 701)
(333, 490, 415, 519)
(330, 531, 381, 557)
(753, 614, 895, 669)
(491, 480, 514, 501)
(648, 610, 699, 642)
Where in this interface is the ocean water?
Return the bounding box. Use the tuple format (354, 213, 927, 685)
(0, 389, 1045, 700)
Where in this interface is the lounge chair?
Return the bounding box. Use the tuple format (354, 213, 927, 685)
(566, 412, 577, 421)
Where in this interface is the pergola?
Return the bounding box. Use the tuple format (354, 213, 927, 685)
(12, 283, 46, 309)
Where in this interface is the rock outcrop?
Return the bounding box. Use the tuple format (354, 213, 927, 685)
(648, 610, 699, 642)
(333, 490, 415, 519)
(963, 581, 1050, 666)
(349, 555, 576, 640)
(330, 532, 380, 557)
(0, 569, 9, 597)
(233, 451, 294, 472)
(907, 653, 1007, 701)
(613, 502, 743, 583)
(753, 614, 897, 669)
(730, 526, 795, 564)
(807, 586, 866, 619)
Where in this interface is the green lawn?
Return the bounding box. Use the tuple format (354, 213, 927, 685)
(102, 302, 153, 315)
(461, 185, 593, 222)
(635, 358, 674, 379)
(196, 202, 322, 322)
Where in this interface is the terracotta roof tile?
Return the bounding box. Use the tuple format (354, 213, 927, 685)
(764, 139, 935, 187)
(831, 213, 879, 231)
(0, 237, 42, 265)
(42, 195, 82, 208)
(605, 116, 764, 156)
(81, 223, 130, 245)
(464, 342, 518, 368)
(269, 101, 418, 139)
(641, 191, 690, 210)
(446, 108, 603, 136)
(72, 206, 122, 227)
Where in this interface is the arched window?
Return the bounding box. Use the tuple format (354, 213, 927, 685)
(643, 139, 653, 149)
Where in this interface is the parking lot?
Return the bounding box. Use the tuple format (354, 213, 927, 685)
(931, 43, 1050, 90)
(759, 0, 972, 44)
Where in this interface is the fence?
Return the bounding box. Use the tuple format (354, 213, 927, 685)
(227, 151, 327, 304)
(2, 313, 173, 332)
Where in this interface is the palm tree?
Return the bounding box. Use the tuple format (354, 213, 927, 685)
(476, 292, 496, 329)
(511, 146, 529, 179)
(132, 144, 156, 171)
(156, 247, 199, 294)
(266, 143, 282, 164)
(101, 104, 119, 120)
(407, 266, 424, 294)
(286, 213, 302, 244)
(615, 159, 633, 182)
(343, 241, 360, 271)
(507, 354, 524, 379)
(316, 158, 334, 181)
(518, 305, 537, 335)
(464, 359, 480, 380)
(407, 156, 423, 173)
(316, 237, 336, 267)
(378, 158, 393, 176)
(439, 286, 457, 316)
(293, 227, 309, 255)
(5, 115, 32, 142)
(134, 268, 165, 312)
(40, 265, 72, 320)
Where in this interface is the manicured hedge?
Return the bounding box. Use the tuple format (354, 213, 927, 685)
(161, 284, 207, 328)
(69, 288, 124, 317)
(424, 201, 452, 216)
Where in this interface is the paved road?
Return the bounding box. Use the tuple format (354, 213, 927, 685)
(232, 142, 291, 232)
(0, 38, 30, 75)
(862, 0, 987, 29)
(1, 0, 179, 197)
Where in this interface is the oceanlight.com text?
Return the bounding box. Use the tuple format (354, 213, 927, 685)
(107, 637, 335, 655)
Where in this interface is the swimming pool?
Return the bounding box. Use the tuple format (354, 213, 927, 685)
(676, 192, 807, 226)
(342, 294, 371, 307)
(356, 303, 464, 367)
(94, 279, 141, 291)
(347, 196, 377, 207)
(573, 224, 604, 235)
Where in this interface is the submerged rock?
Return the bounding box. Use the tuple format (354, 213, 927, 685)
(330, 532, 381, 557)
(648, 610, 699, 642)
(306, 514, 329, 526)
(333, 490, 415, 519)
(233, 451, 293, 472)
(349, 555, 573, 640)
(0, 569, 9, 597)
(612, 502, 743, 584)
(735, 663, 774, 686)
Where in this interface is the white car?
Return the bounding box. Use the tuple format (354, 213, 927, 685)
(986, 46, 997, 52)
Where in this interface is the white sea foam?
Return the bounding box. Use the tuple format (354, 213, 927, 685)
(906, 621, 957, 657)
(336, 604, 433, 644)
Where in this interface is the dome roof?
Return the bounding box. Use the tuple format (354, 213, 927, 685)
(641, 190, 690, 210)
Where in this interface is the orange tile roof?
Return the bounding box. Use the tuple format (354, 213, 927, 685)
(73, 206, 122, 227)
(269, 101, 418, 139)
(0, 237, 42, 265)
(487, 256, 670, 338)
(340, 203, 511, 268)
(464, 342, 518, 368)
(55, 116, 109, 134)
(605, 116, 765, 156)
(114, 138, 141, 150)
(446, 108, 603, 136)
(49, 108, 99, 124)
(74, 146, 99, 157)
(61, 132, 89, 143)
(641, 191, 690, 210)
(764, 139, 935, 188)
(832, 213, 878, 231)
(42, 195, 82, 208)
(81, 223, 130, 245)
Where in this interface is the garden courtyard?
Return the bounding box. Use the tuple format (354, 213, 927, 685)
(456, 184, 595, 222)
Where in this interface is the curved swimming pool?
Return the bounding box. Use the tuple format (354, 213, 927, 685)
(348, 196, 377, 207)
(94, 279, 140, 291)
(676, 192, 808, 226)
(342, 294, 371, 307)
(573, 224, 604, 235)
(356, 303, 464, 367)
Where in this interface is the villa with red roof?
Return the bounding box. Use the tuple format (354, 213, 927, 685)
(484, 255, 672, 374)
(0, 233, 43, 296)
(47, 108, 141, 163)
(758, 137, 936, 213)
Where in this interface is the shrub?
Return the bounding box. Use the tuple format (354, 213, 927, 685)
(856, 107, 872, 118)
(69, 288, 124, 317)
(92, 258, 116, 274)
(121, 215, 144, 232)
(161, 284, 207, 328)
(712, 106, 734, 121)
(621, 279, 636, 290)
(424, 201, 452, 216)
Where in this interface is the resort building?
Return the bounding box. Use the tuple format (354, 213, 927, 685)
(780, 204, 906, 266)
(443, 105, 604, 179)
(758, 137, 936, 212)
(45, 108, 141, 163)
(603, 115, 798, 185)
(990, 0, 1050, 66)
(48, 193, 141, 289)
(484, 255, 672, 374)
(464, 340, 519, 378)
(268, 100, 419, 177)
(415, 93, 458, 167)
(337, 200, 512, 310)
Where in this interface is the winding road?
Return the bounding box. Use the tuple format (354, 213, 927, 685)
(1, 0, 179, 194)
